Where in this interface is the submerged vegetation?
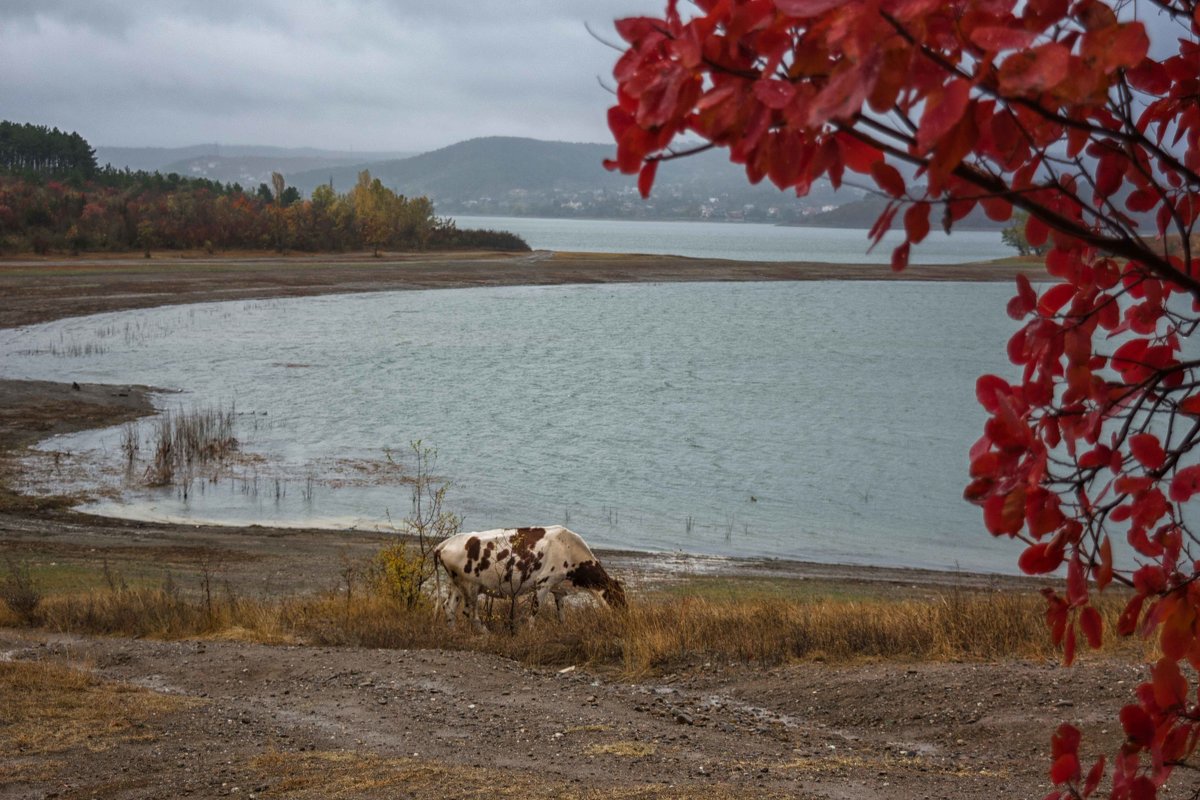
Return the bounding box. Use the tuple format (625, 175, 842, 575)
(139, 404, 238, 487)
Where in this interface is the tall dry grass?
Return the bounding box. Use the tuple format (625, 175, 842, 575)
(4, 578, 1142, 675)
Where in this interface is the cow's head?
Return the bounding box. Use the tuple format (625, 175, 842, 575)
(600, 576, 627, 609)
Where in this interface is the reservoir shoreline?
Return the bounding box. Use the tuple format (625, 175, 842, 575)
(0, 249, 1045, 588)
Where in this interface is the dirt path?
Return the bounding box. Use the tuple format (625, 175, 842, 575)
(0, 629, 1135, 799)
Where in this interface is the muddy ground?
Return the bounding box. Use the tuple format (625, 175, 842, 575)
(0, 251, 1136, 800)
(0, 629, 1136, 800)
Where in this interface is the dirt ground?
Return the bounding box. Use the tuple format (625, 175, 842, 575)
(0, 250, 1134, 800)
(0, 629, 1136, 800)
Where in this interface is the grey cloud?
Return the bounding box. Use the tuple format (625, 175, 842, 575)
(0, 0, 665, 150)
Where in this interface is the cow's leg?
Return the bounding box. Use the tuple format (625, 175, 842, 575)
(441, 584, 462, 627)
(461, 589, 487, 632)
(529, 585, 553, 626)
(553, 590, 566, 623)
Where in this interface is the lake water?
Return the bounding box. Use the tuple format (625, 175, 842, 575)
(451, 215, 1011, 264)
(0, 280, 1029, 574)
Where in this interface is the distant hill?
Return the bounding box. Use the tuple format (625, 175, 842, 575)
(289, 137, 628, 197)
(285, 136, 849, 222)
(96, 145, 415, 178)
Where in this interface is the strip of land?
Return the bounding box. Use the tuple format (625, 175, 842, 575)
(0, 248, 1049, 328)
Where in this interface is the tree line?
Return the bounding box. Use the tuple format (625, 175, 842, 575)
(0, 121, 98, 178)
(0, 121, 527, 255)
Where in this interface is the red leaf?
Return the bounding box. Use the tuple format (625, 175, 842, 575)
(1127, 189, 1158, 213)
(1094, 153, 1124, 198)
(1161, 602, 1196, 660)
(1180, 395, 1200, 416)
(1038, 283, 1075, 316)
(1129, 775, 1157, 800)
(998, 43, 1071, 94)
(1026, 214, 1049, 247)
(1083, 22, 1150, 74)
(1128, 59, 1171, 94)
(838, 133, 882, 173)
(1050, 754, 1079, 785)
(1118, 594, 1145, 636)
(916, 79, 971, 154)
(891, 241, 910, 272)
(753, 79, 796, 110)
(1063, 623, 1076, 665)
(1096, 536, 1113, 590)
(1080, 606, 1103, 648)
(969, 25, 1039, 52)
(975, 374, 1013, 413)
(1082, 756, 1105, 798)
(1119, 704, 1155, 747)
(1067, 554, 1088, 606)
(1008, 273, 1037, 319)
(904, 202, 931, 244)
(773, 0, 846, 15)
(1169, 464, 1200, 502)
(637, 159, 659, 199)
(1129, 433, 1166, 470)
(871, 161, 906, 198)
(1151, 657, 1188, 709)
(1051, 723, 1081, 758)
(986, 489, 1027, 536)
(1019, 541, 1064, 574)
(980, 196, 1013, 221)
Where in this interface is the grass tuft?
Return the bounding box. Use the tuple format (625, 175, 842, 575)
(0, 659, 196, 757)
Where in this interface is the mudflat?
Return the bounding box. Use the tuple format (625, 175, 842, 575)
(0, 250, 1122, 800)
(0, 248, 1048, 328)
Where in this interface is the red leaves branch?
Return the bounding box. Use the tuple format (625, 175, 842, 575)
(605, 2, 1200, 797)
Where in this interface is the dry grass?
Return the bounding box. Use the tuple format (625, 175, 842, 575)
(775, 753, 1009, 779)
(586, 741, 658, 758)
(0, 659, 196, 756)
(251, 749, 789, 799)
(5, 574, 1146, 675)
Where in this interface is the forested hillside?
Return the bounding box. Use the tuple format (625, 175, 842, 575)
(0, 123, 526, 255)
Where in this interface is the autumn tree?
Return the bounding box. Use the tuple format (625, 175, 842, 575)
(606, 1, 1199, 798)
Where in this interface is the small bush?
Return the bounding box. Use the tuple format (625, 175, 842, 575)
(370, 542, 429, 611)
(1, 558, 43, 623)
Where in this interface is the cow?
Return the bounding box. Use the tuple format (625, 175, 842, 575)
(432, 526, 626, 630)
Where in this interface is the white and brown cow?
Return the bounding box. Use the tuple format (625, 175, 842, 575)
(433, 526, 626, 629)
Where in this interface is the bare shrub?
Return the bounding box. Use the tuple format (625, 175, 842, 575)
(1, 557, 42, 623)
(378, 441, 461, 607)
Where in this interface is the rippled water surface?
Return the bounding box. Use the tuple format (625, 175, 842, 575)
(451, 215, 1010, 264)
(0, 281, 1030, 572)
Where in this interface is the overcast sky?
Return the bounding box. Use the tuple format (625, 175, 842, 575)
(0, 0, 661, 151)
